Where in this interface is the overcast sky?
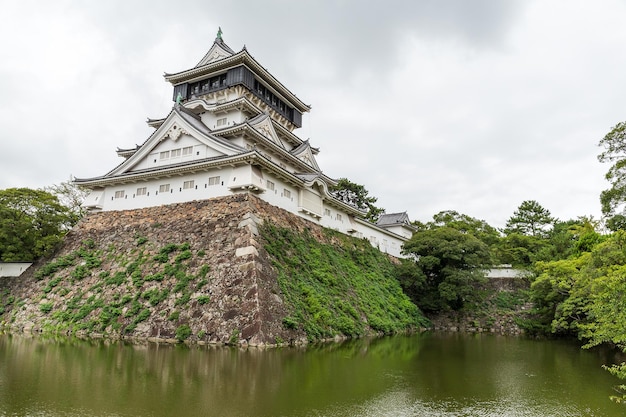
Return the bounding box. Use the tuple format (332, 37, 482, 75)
(1, 0, 624, 228)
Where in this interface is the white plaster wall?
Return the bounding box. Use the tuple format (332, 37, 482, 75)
(89, 167, 408, 257)
(0, 263, 32, 277)
(200, 109, 246, 130)
(99, 169, 233, 211)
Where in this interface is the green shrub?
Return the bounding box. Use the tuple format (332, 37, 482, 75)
(71, 265, 89, 280)
(175, 292, 191, 306)
(168, 311, 180, 321)
(228, 329, 240, 345)
(282, 316, 298, 329)
(175, 250, 192, 263)
(39, 302, 53, 314)
(175, 324, 192, 342)
(197, 265, 210, 279)
(105, 271, 126, 286)
(34, 254, 75, 280)
(196, 295, 210, 305)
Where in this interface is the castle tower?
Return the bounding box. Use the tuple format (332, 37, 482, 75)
(74, 30, 412, 258)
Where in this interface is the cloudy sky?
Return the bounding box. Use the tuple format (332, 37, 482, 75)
(1, 0, 624, 228)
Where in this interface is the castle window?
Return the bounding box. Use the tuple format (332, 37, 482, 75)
(217, 117, 227, 127)
(171, 149, 181, 158)
(160, 151, 170, 160)
(183, 180, 194, 190)
(159, 184, 170, 193)
(283, 189, 291, 199)
(136, 187, 147, 196)
(336, 213, 343, 222)
(114, 190, 125, 199)
(182, 146, 193, 156)
(208, 176, 220, 186)
(324, 208, 331, 216)
(266, 180, 275, 191)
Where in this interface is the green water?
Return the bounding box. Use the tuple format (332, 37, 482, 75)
(0, 332, 623, 416)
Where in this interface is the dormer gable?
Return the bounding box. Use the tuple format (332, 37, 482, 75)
(195, 30, 236, 67)
(106, 106, 247, 178)
(290, 140, 321, 172)
(248, 113, 286, 150)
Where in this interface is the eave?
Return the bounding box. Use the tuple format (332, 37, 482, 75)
(74, 152, 254, 188)
(164, 50, 311, 113)
(353, 217, 411, 242)
(213, 123, 316, 174)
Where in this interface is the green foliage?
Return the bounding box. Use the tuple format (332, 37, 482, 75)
(329, 178, 385, 222)
(175, 250, 192, 263)
(71, 265, 89, 280)
(34, 254, 76, 280)
(175, 324, 192, 342)
(0, 187, 80, 261)
(504, 200, 555, 238)
(228, 329, 240, 345)
(196, 295, 210, 305)
(141, 288, 169, 306)
(168, 311, 180, 321)
(39, 302, 53, 314)
(44, 181, 89, 219)
(598, 121, 626, 218)
(105, 271, 127, 286)
(261, 223, 426, 341)
(399, 227, 491, 312)
(603, 363, 626, 404)
(429, 210, 501, 248)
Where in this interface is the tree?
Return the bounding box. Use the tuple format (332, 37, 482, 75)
(399, 227, 492, 312)
(0, 188, 78, 262)
(504, 200, 555, 237)
(44, 180, 89, 218)
(329, 178, 384, 222)
(598, 121, 626, 219)
(429, 210, 501, 247)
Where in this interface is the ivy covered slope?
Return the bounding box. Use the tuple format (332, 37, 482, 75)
(261, 224, 429, 340)
(0, 194, 426, 345)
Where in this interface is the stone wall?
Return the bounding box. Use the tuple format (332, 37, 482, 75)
(1, 193, 336, 346)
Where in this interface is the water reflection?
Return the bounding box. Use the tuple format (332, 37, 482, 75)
(0, 333, 623, 417)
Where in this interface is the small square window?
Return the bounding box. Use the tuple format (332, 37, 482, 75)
(182, 146, 193, 156)
(136, 187, 147, 196)
(183, 180, 194, 189)
(159, 184, 170, 193)
(160, 151, 170, 160)
(217, 117, 227, 126)
(283, 189, 291, 199)
(208, 176, 221, 186)
(171, 149, 181, 157)
(324, 208, 331, 216)
(336, 213, 343, 222)
(266, 180, 275, 191)
(114, 190, 125, 199)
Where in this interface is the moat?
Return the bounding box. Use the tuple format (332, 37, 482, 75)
(0, 332, 623, 416)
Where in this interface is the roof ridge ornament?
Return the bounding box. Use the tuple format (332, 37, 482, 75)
(216, 27, 223, 41)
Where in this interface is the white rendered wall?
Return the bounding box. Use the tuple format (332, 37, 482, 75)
(0, 263, 32, 277)
(85, 167, 409, 257)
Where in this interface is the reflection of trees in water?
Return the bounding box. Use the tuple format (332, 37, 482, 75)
(1, 334, 623, 417)
(0, 334, 426, 416)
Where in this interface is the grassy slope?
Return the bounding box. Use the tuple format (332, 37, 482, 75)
(261, 223, 429, 341)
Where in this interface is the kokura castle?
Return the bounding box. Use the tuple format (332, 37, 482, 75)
(75, 30, 415, 258)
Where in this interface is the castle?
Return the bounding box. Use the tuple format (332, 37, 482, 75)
(75, 31, 414, 257)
